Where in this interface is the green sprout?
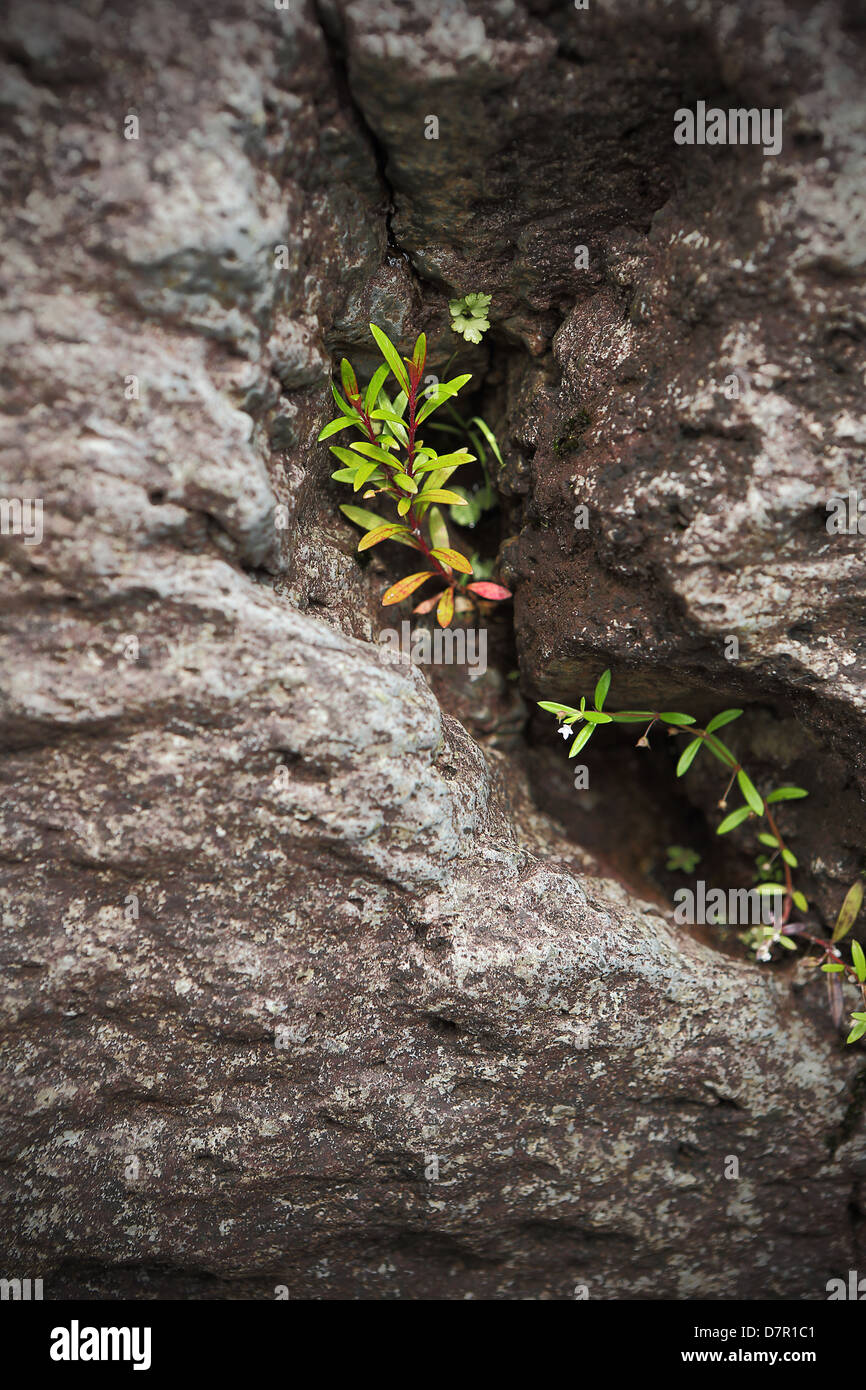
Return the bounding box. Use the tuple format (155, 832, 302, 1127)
(539, 670, 866, 1043)
(449, 292, 491, 344)
(666, 845, 701, 874)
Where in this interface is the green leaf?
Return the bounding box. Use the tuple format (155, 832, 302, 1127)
(822, 963, 846, 972)
(340, 358, 358, 400)
(392, 473, 418, 494)
(765, 787, 809, 803)
(416, 375, 473, 424)
(609, 711, 655, 723)
(468, 416, 503, 466)
(331, 380, 359, 417)
(792, 890, 808, 912)
(538, 702, 581, 718)
(757, 832, 779, 848)
(594, 669, 611, 711)
(412, 332, 427, 369)
(703, 737, 738, 768)
(419, 448, 474, 471)
(318, 417, 358, 441)
(397, 497, 411, 516)
(717, 806, 751, 835)
(340, 505, 419, 549)
(358, 523, 412, 551)
(419, 489, 468, 506)
(832, 880, 863, 943)
(778, 936, 797, 949)
(330, 445, 369, 468)
(659, 712, 697, 725)
(364, 364, 390, 414)
(431, 547, 472, 575)
(781, 848, 798, 868)
(582, 711, 612, 724)
(331, 468, 362, 483)
(369, 323, 410, 394)
(349, 441, 400, 466)
(428, 506, 449, 552)
(339, 504, 387, 531)
(852, 940, 866, 983)
(676, 738, 702, 777)
(737, 769, 764, 816)
(382, 571, 436, 604)
(706, 708, 743, 733)
(353, 460, 380, 491)
(569, 723, 595, 758)
(846, 1021, 866, 1044)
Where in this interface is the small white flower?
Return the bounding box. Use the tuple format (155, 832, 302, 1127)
(558, 724, 572, 740)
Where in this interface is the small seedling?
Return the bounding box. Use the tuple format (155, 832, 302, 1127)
(449, 292, 491, 344)
(540, 670, 866, 1043)
(319, 323, 511, 628)
(666, 845, 701, 874)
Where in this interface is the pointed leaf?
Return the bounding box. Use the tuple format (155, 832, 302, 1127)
(594, 669, 611, 711)
(852, 940, 866, 983)
(833, 880, 864, 943)
(358, 523, 412, 551)
(369, 324, 410, 393)
(340, 504, 388, 532)
(431, 547, 472, 575)
(765, 787, 809, 803)
(676, 738, 702, 777)
(569, 724, 594, 758)
(413, 591, 443, 614)
(706, 708, 743, 733)
(436, 587, 454, 628)
(717, 806, 752, 835)
(318, 417, 358, 441)
(660, 712, 697, 725)
(792, 890, 808, 912)
(364, 363, 390, 414)
(469, 416, 503, 466)
(419, 489, 468, 506)
(331, 381, 359, 417)
(737, 769, 764, 816)
(352, 460, 380, 491)
(428, 506, 450, 553)
(382, 571, 436, 605)
(340, 359, 359, 400)
(467, 582, 512, 600)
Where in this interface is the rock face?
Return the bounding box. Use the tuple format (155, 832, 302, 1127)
(0, 0, 864, 1299)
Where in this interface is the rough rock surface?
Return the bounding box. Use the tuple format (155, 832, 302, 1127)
(0, 0, 864, 1299)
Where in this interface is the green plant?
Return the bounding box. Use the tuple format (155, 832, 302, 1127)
(319, 323, 511, 628)
(666, 845, 701, 873)
(540, 669, 866, 1043)
(428, 407, 503, 530)
(449, 292, 491, 344)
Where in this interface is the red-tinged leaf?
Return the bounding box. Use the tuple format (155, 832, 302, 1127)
(381, 571, 436, 605)
(413, 332, 427, 372)
(340, 358, 358, 400)
(436, 587, 455, 627)
(431, 547, 472, 575)
(358, 524, 409, 551)
(413, 592, 443, 614)
(466, 582, 512, 600)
